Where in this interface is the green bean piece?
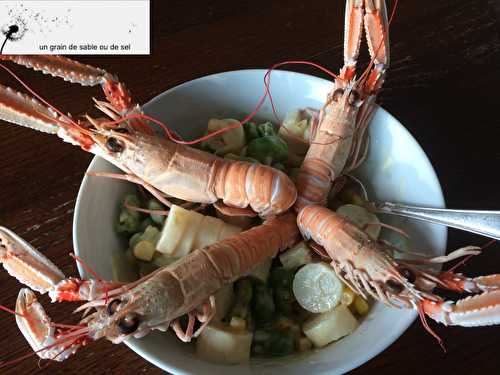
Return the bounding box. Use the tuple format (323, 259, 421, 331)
(147, 199, 166, 225)
(247, 135, 288, 164)
(115, 210, 141, 234)
(252, 282, 276, 326)
(243, 122, 260, 141)
(229, 278, 254, 319)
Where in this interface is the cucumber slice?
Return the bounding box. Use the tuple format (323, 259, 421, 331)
(292, 262, 342, 313)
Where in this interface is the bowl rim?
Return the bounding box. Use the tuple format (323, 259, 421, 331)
(73, 68, 447, 375)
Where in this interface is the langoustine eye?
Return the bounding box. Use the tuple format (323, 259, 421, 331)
(106, 137, 124, 153)
(117, 313, 140, 334)
(399, 267, 416, 283)
(107, 299, 121, 315)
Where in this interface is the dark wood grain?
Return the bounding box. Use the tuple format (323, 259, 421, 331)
(0, 0, 499, 373)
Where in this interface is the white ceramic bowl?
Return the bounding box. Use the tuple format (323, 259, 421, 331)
(73, 70, 446, 374)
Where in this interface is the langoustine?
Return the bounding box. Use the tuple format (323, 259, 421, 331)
(297, 205, 500, 337)
(0, 55, 297, 217)
(0, 214, 299, 361)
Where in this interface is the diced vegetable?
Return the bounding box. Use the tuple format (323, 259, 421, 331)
(147, 199, 166, 225)
(196, 322, 253, 364)
(243, 122, 260, 141)
(270, 267, 295, 316)
(229, 278, 253, 319)
(336, 204, 381, 239)
(292, 262, 343, 313)
(248, 257, 272, 283)
(139, 217, 155, 232)
(115, 209, 141, 234)
(133, 240, 156, 261)
(203, 119, 246, 155)
(152, 252, 178, 268)
(279, 241, 313, 270)
(278, 110, 311, 155)
(246, 135, 288, 165)
(252, 282, 276, 326)
(156, 205, 203, 256)
(213, 284, 234, 322)
(129, 232, 142, 249)
(156, 205, 193, 254)
(340, 286, 356, 306)
(252, 329, 295, 356)
(353, 295, 370, 316)
(123, 194, 142, 218)
(141, 225, 160, 245)
(193, 215, 223, 249)
(230, 317, 246, 331)
(302, 304, 359, 347)
(112, 250, 139, 282)
(257, 122, 276, 137)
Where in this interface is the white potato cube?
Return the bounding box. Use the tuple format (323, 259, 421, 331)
(193, 215, 224, 249)
(156, 205, 194, 254)
(133, 240, 156, 261)
(196, 323, 253, 365)
(279, 241, 313, 269)
(302, 304, 359, 347)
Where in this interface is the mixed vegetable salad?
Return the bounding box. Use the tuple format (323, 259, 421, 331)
(111, 113, 390, 364)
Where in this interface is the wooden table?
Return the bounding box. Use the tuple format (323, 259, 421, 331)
(0, 0, 499, 373)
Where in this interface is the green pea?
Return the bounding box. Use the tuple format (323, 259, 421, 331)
(123, 194, 142, 220)
(147, 199, 166, 225)
(115, 210, 141, 234)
